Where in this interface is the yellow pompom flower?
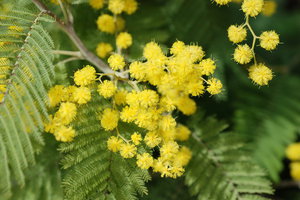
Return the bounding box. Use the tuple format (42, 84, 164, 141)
(262, 0, 277, 16)
(100, 108, 119, 131)
(56, 102, 77, 125)
(137, 153, 154, 169)
(174, 146, 192, 167)
(54, 126, 75, 142)
(108, 54, 125, 70)
(129, 61, 146, 81)
(114, 90, 128, 105)
(120, 106, 138, 122)
(242, 0, 264, 17)
(143, 42, 165, 61)
(108, 0, 125, 15)
(116, 32, 133, 49)
(175, 125, 191, 141)
(97, 14, 115, 34)
(214, 0, 232, 5)
(131, 132, 142, 145)
(44, 115, 62, 134)
(120, 143, 137, 158)
(170, 40, 185, 55)
(248, 64, 273, 86)
(286, 143, 300, 161)
(290, 162, 300, 181)
(198, 58, 217, 75)
(89, 0, 105, 9)
(96, 43, 113, 58)
(144, 131, 162, 148)
(139, 89, 159, 108)
(207, 78, 223, 95)
(116, 17, 126, 32)
(160, 115, 176, 131)
(160, 141, 179, 158)
(176, 97, 197, 116)
(107, 136, 123, 152)
(259, 31, 279, 51)
(227, 25, 247, 44)
(124, 0, 138, 15)
(48, 85, 65, 107)
(187, 81, 205, 96)
(74, 65, 96, 86)
(73, 87, 91, 104)
(98, 80, 117, 98)
(233, 44, 253, 64)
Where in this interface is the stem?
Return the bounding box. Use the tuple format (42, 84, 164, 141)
(52, 50, 82, 57)
(245, 16, 258, 65)
(55, 57, 83, 65)
(31, 0, 114, 74)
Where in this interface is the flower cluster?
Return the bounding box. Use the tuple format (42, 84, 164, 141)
(44, 66, 96, 142)
(286, 143, 300, 180)
(90, 0, 137, 58)
(214, 0, 280, 86)
(46, 40, 222, 178)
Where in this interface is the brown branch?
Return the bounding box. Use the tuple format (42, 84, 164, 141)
(31, 0, 114, 74)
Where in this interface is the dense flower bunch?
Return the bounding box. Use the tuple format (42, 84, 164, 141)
(45, 40, 222, 178)
(286, 143, 300, 180)
(89, 0, 137, 58)
(214, 0, 279, 86)
(44, 66, 95, 142)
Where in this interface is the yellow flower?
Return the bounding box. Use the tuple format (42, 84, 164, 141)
(74, 65, 96, 86)
(176, 97, 197, 115)
(259, 31, 279, 51)
(44, 115, 62, 134)
(144, 131, 162, 148)
(198, 58, 217, 76)
(55, 102, 77, 125)
(108, 0, 125, 15)
(138, 89, 159, 108)
(54, 126, 75, 142)
(160, 141, 179, 159)
(98, 80, 117, 98)
(48, 85, 65, 107)
(116, 17, 126, 32)
(96, 43, 113, 58)
(120, 143, 137, 158)
(160, 115, 176, 131)
(97, 14, 115, 34)
(286, 143, 300, 161)
(129, 61, 146, 81)
(123, 0, 138, 15)
(242, 0, 264, 17)
(114, 90, 128, 105)
(174, 146, 192, 167)
(107, 136, 124, 152)
(248, 64, 273, 86)
(100, 108, 119, 131)
(137, 153, 154, 169)
(233, 44, 253, 64)
(170, 40, 185, 55)
(143, 42, 165, 61)
(227, 25, 247, 44)
(89, 0, 105, 9)
(290, 162, 300, 181)
(120, 106, 138, 122)
(214, 0, 232, 5)
(131, 132, 142, 145)
(108, 54, 125, 71)
(262, 0, 277, 17)
(175, 125, 191, 141)
(72, 87, 91, 104)
(116, 32, 133, 49)
(207, 78, 223, 95)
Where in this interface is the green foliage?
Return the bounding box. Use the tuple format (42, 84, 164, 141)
(0, 5, 55, 198)
(185, 115, 273, 200)
(59, 94, 151, 200)
(233, 76, 300, 182)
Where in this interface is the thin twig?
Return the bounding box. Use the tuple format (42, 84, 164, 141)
(31, 0, 114, 74)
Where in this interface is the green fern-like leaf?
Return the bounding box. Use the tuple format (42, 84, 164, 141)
(59, 94, 151, 200)
(0, 5, 55, 198)
(233, 76, 300, 182)
(185, 115, 273, 200)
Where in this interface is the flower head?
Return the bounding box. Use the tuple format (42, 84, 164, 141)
(144, 131, 162, 148)
(108, 54, 125, 71)
(96, 43, 113, 58)
(116, 32, 133, 49)
(74, 65, 96, 86)
(100, 108, 119, 131)
(73, 87, 91, 104)
(290, 162, 300, 181)
(137, 153, 154, 169)
(89, 0, 105, 9)
(54, 126, 75, 142)
(233, 44, 253, 64)
(227, 25, 247, 44)
(107, 136, 124, 152)
(108, 0, 125, 14)
(214, 0, 232, 5)
(98, 80, 117, 98)
(242, 0, 264, 17)
(120, 143, 137, 158)
(55, 102, 77, 125)
(248, 64, 273, 86)
(286, 143, 300, 161)
(131, 132, 142, 145)
(124, 0, 138, 14)
(207, 78, 223, 95)
(97, 14, 115, 34)
(198, 58, 216, 76)
(259, 31, 279, 51)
